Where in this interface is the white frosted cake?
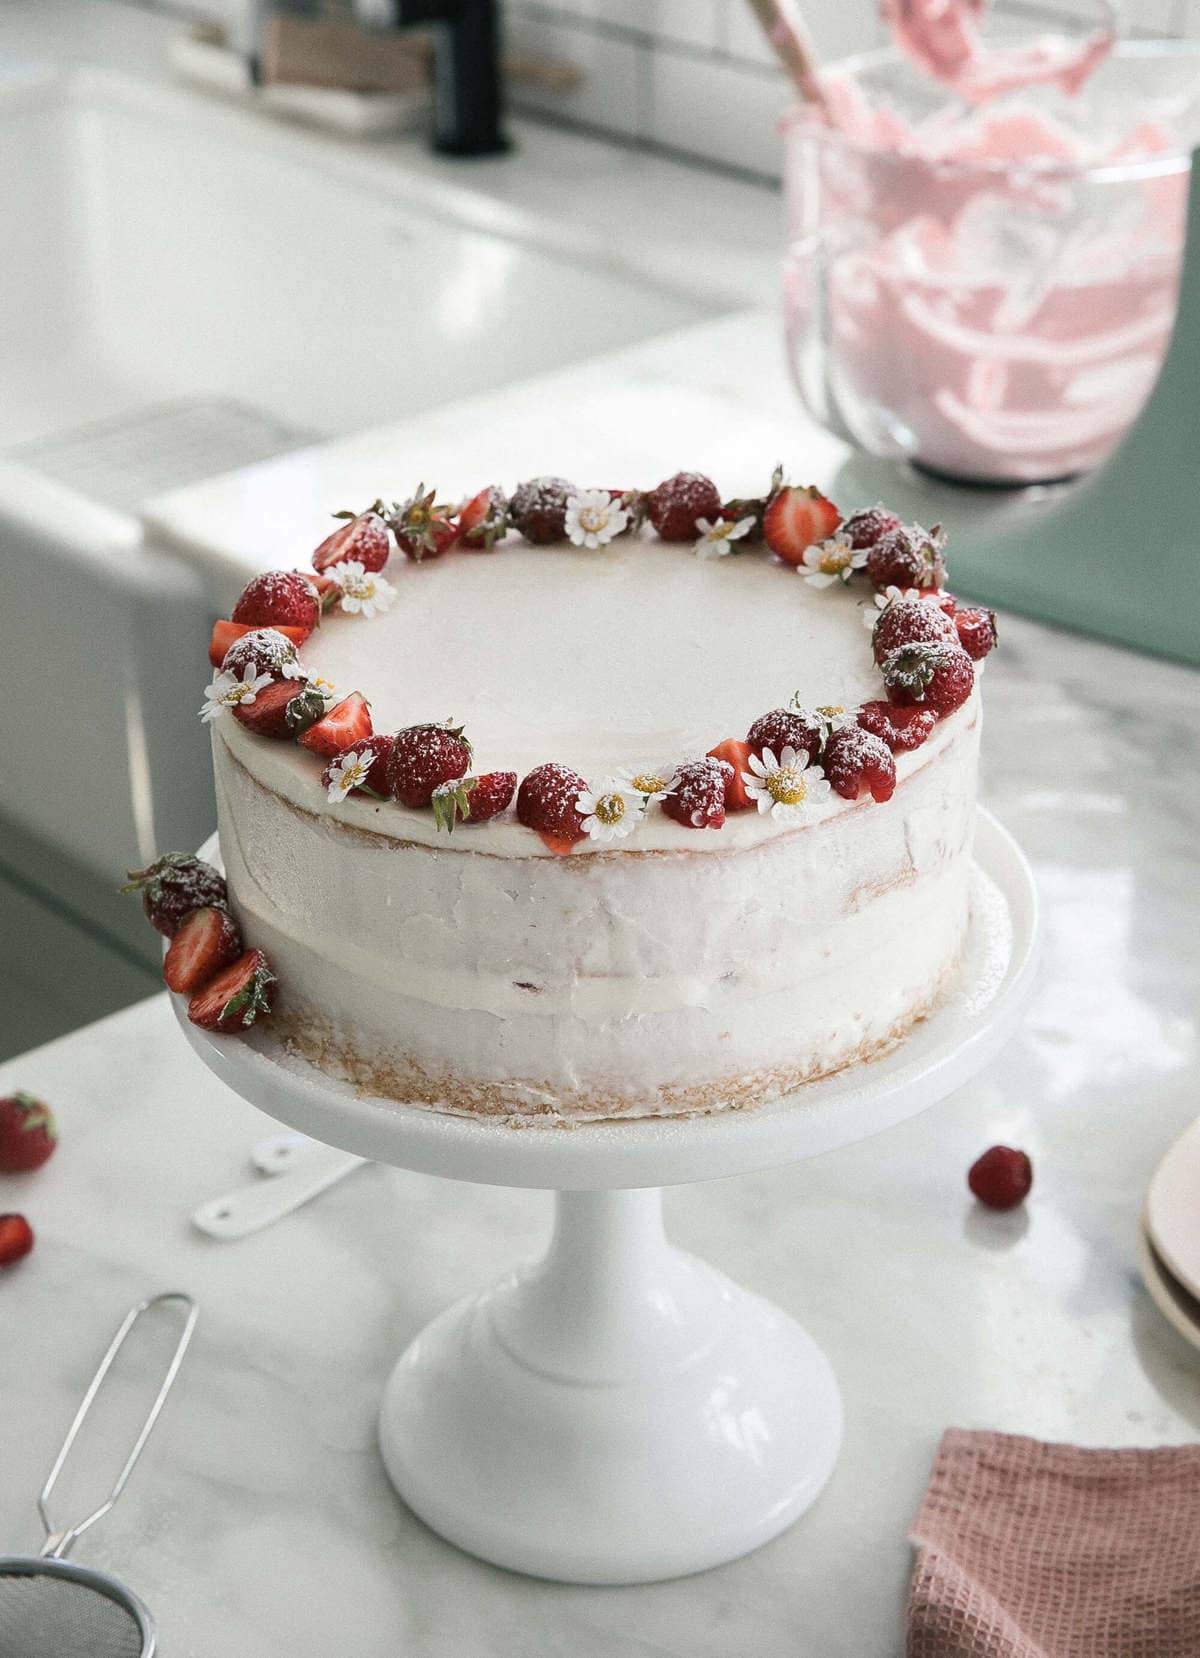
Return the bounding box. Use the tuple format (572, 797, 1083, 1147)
(199, 474, 993, 1122)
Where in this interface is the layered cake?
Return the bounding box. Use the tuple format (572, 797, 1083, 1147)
(178, 473, 993, 1122)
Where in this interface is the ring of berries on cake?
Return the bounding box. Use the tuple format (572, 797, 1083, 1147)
(133, 470, 995, 1044)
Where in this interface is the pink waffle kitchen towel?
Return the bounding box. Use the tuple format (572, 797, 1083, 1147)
(907, 1430, 1200, 1657)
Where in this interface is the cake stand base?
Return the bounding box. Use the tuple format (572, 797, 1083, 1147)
(378, 1188, 840, 1584)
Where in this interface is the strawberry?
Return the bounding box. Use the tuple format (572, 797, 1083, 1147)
(763, 484, 841, 566)
(648, 472, 722, 542)
(0, 1093, 58, 1173)
(510, 476, 576, 544)
(0, 1214, 34, 1269)
(954, 606, 998, 661)
(188, 948, 276, 1034)
(163, 906, 242, 995)
(297, 691, 373, 758)
(840, 504, 902, 551)
(232, 678, 327, 739)
(388, 485, 459, 561)
(208, 620, 310, 669)
(857, 700, 937, 753)
(871, 598, 957, 666)
(312, 506, 390, 573)
(968, 1145, 1032, 1211)
(661, 757, 730, 830)
(516, 762, 589, 849)
(822, 727, 896, 803)
(387, 722, 472, 808)
(432, 770, 517, 832)
(883, 642, 975, 717)
(232, 571, 320, 633)
(866, 523, 946, 591)
(706, 740, 755, 811)
(458, 485, 509, 551)
(220, 627, 304, 680)
(746, 708, 823, 764)
(297, 569, 344, 615)
(123, 853, 227, 937)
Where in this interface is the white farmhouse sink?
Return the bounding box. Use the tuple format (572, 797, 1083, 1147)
(0, 63, 711, 881)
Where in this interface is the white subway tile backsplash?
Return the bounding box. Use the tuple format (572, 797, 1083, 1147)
(506, 7, 649, 134)
(650, 48, 793, 175)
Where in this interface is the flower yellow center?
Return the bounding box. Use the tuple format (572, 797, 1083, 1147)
(630, 773, 664, 795)
(344, 762, 366, 789)
(230, 683, 254, 704)
(595, 792, 625, 825)
(578, 505, 609, 534)
(818, 546, 851, 575)
(816, 705, 844, 719)
(767, 768, 807, 807)
(708, 522, 734, 541)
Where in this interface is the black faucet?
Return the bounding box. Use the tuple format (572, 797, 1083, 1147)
(357, 0, 508, 156)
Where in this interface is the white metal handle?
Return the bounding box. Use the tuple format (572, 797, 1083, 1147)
(192, 1146, 365, 1239)
(251, 1130, 317, 1174)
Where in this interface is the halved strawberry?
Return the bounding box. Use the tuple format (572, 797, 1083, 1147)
(208, 620, 310, 669)
(163, 905, 242, 994)
(297, 692, 373, 758)
(707, 740, 755, 811)
(187, 948, 276, 1034)
(312, 507, 390, 573)
(763, 484, 841, 567)
(458, 486, 509, 551)
(232, 679, 326, 739)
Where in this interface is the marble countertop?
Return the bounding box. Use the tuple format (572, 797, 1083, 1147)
(1, 611, 1198, 1656)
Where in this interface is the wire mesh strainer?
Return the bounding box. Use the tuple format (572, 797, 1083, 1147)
(0, 1291, 197, 1658)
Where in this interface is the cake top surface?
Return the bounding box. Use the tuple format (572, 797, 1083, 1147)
(300, 537, 885, 780)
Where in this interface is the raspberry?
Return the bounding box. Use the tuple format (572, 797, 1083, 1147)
(387, 723, 472, 808)
(883, 642, 975, 717)
(857, 700, 938, 753)
(648, 472, 722, 542)
(841, 505, 902, 551)
(822, 727, 896, 803)
(232, 570, 320, 633)
(661, 757, 730, 830)
(516, 762, 589, 846)
(954, 607, 998, 661)
(866, 524, 946, 591)
(746, 708, 822, 764)
(510, 477, 576, 544)
(871, 598, 957, 666)
(122, 853, 227, 938)
(968, 1145, 1032, 1211)
(221, 627, 302, 680)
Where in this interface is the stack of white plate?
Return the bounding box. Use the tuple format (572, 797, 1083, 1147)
(1139, 1119, 1200, 1352)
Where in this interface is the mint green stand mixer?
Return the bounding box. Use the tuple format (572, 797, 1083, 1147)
(829, 151, 1200, 667)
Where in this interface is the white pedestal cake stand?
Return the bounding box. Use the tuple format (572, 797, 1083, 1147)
(173, 810, 1038, 1585)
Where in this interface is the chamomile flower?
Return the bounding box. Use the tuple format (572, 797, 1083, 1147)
(694, 515, 755, 558)
(198, 664, 273, 724)
(564, 490, 629, 549)
(323, 746, 378, 804)
(618, 764, 679, 806)
(799, 534, 868, 588)
(741, 745, 832, 822)
(575, 776, 644, 843)
(337, 560, 395, 619)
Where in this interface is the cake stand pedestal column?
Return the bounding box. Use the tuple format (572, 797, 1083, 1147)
(176, 812, 1038, 1586)
(378, 1186, 842, 1584)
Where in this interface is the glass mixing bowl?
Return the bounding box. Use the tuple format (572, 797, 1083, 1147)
(784, 41, 1200, 486)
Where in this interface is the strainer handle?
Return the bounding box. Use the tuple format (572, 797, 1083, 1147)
(38, 1292, 198, 1559)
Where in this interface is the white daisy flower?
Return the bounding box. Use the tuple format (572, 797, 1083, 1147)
(862, 585, 924, 630)
(311, 676, 338, 702)
(618, 764, 679, 805)
(338, 560, 396, 619)
(575, 776, 644, 843)
(741, 745, 833, 822)
(325, 746, 377, 804)
(694, 515, 755, 558)
(198, 664, 273, 724)
(799, 534, 868, 588)
(564, 489, 629, 550)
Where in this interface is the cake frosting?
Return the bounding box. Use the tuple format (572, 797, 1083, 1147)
(205, 491, 987, 1123)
